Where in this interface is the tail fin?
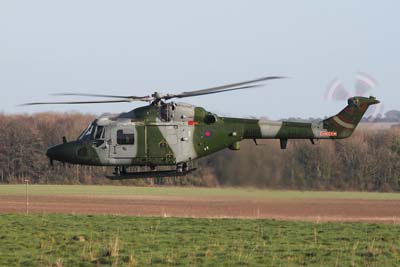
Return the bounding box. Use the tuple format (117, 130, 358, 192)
(323, 96, 380, 138)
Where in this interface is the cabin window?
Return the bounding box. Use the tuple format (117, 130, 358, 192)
(117, 129, 135, 145)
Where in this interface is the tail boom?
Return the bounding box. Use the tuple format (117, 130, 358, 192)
(244, 96, 380, 141)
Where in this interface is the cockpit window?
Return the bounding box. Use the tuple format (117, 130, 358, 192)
(78, 122, 106, 142)
(95, 126, 105, 140)
(78, 124, 94, 141)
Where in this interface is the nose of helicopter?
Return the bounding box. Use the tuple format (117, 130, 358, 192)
(46, 141, 101, 165)
(46, 142, 79, 164)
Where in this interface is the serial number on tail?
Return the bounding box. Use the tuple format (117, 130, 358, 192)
(320, 131, 337, 137)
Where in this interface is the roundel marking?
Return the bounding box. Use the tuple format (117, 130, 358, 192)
(204, 130, 212, 138)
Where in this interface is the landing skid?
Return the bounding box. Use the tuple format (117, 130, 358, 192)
(106, 168, 197, 180)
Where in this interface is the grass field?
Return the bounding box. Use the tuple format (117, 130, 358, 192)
(1, 184, 400, 200)
(1, 185, 400, 266)
(0, 214, 399, 267)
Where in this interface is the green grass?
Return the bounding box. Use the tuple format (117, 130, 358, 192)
(1, 184, 400, 200)
(0, 214, 400, 267)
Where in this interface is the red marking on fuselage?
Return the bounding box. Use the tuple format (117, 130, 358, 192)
(320, 131, 337, 137)
(188, 121, 198, 126)
(344, 107, 354, 115)
(204, 131, 212, 137)
(360, 102, 367, 111)
(338, 114, 353, 124)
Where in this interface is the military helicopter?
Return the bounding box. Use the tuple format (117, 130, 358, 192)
(23, 76, 380, 179)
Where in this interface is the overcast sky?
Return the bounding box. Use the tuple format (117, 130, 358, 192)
(0, 1, 399, 119)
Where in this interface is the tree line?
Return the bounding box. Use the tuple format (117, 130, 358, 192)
(0, 112, 399, 191)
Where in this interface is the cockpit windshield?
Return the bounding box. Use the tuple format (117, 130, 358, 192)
(78, 122, 105, 141)
(78, 124, 93, 141)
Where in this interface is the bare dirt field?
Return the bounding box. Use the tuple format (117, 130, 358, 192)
(2, 194, 400, 223)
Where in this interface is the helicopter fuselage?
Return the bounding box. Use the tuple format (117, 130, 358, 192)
(47, 102, 250, 167)
(46, 96, 380, 171)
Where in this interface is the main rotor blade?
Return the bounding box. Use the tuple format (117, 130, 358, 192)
(53, 93, 149, 100)
(21, 75, 285, 106)
(21, 99, 134, 106)
(165, 76, 285, 99)
(169, 84, 265, 99)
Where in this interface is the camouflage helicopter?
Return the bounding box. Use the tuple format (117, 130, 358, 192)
(24, 76, 380, 179)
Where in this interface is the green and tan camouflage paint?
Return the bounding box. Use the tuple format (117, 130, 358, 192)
(46, 96, 379, 167)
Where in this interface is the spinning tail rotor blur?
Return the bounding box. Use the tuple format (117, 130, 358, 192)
(325, 72, 384, 121)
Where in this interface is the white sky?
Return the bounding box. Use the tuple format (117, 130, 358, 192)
(0, 0, 399, 119)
